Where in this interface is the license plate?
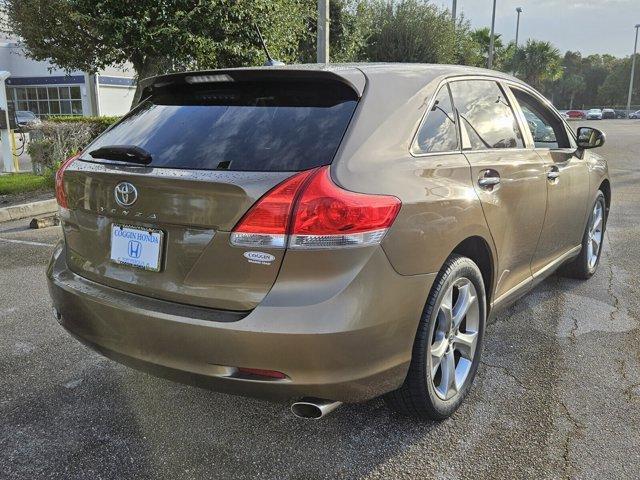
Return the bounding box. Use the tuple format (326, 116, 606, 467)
(110, 224, 164, 272)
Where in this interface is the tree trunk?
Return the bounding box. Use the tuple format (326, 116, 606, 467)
(569, 92, 575, 110)
(131, 56, 174, 109)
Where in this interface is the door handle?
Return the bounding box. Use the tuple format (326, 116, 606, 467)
(478, 177, 500, 187)
(547, 168, 560, 180)
(478, 170, 501, 189)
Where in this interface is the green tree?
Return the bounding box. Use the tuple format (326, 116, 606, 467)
(581, 54, 618, 107)
(299, 0, 372, 63)
(546, 51, 620, 109)
(511, 40, 563, 92)
(362, 0, 474, 64)
(555, 51, 583, 108)
(561, 74, 586, 109)
(598, 54, 640, 106)
(470, 27, 506, 69)
(2, 0, 313, 104)
(453, 19, 485, 67)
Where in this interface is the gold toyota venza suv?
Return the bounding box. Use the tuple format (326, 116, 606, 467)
(47, 64, 610, 420)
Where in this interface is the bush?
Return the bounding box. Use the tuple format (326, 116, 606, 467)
(27, 116, 120, 173)
(48, 115, 120, 131)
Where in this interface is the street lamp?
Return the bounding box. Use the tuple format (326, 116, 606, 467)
(512, 7, 523, 75)
(488, 0, 497, 69)
(452, 0, 457, 24)
(515, 7, 523, 47)
(626, 24, 640, 117)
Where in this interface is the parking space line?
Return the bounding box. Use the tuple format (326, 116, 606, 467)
(0, 237, 55, 247)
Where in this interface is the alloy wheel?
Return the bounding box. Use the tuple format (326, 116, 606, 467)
(429, 278, 480, 401)
(587, 200, 604, 270)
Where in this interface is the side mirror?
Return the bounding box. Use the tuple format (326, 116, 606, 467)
(576, 127, 605, 149)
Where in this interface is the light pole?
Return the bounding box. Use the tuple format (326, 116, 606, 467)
(512, 7, 523, 75)
(515, 7, 523, 47)
(488, 0, 497, 69)
(452, 0, 457, 24)
(626, 24, 640, 117)
(317, 0, 329, 63)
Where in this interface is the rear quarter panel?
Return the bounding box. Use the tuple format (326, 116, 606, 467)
(332, 70, 495, 279)
(347, 152, 492, 277)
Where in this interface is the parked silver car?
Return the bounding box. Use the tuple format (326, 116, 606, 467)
(16, 110, 42, 129)
(586, 109, 603, 120)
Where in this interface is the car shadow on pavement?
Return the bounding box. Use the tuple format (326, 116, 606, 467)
(1, 268, 612, 480)
(2, 346, 442, 480)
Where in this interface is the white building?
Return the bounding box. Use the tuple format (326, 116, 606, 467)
(0, 37, 136, 118)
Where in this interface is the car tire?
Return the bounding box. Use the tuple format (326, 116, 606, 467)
(559, 191, 606, 280)
(385, 254, 486, 420)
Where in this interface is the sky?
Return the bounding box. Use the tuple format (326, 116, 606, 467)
(442, 0, 640, 57)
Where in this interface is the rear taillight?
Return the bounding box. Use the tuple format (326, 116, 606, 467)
(229, 169, 316, 248)
(55, 154, 79, 209)
(230, 166, 401, 249)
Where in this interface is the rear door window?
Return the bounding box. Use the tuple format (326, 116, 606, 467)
(413, 85, 459, 154)
(81, 81, 358, 172)
(510, 88, 571, 149)
(449, 80, 524, 150)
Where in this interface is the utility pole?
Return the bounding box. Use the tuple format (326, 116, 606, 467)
(626, 24, 640, 117)
(84, 73, 100, 117)
(515, 7, 522, 47)
(317, 0, 329, 63)
(452, 0, 457, 24)
(488, 0, 497, 69)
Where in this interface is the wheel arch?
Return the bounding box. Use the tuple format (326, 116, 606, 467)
(450, 236, 495, 308)
(599, 178, 611, 218)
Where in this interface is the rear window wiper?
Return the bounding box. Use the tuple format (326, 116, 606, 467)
(89, 145, 152, 165)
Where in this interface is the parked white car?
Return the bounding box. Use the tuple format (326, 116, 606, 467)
(586, 108, 603, 120)
(16, 110, 42, 129)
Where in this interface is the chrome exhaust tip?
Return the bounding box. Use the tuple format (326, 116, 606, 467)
(290, 397, 342, 419)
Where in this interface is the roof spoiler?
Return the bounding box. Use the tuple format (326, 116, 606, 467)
(138, 68, 365, 105)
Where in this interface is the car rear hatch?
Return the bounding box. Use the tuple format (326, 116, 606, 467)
(58, 70, 362, 311)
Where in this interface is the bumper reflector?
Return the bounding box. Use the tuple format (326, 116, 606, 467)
(236, 367, 287, 380)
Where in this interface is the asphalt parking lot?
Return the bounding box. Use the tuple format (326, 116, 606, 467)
(1, 119, 639, 479)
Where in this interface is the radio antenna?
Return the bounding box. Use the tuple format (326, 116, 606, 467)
(254, 24, 284, 66)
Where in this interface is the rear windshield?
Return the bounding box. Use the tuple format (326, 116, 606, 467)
(81, 81, 358, 171)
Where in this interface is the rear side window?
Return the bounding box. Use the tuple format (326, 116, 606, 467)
(413, 85, 459, 154)
(82, 81, 358, 171)
(449, 80, 524, 150)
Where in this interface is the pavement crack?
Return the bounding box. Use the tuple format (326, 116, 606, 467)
(552, 276, 578, 344)
(604, 238, 621, 324)
(616, 357, 640, 403)
(480, 361, 529, 391)
(623, 383, 640, 402)
(569, 315, 579, 344)
(558, 399, 585, 480)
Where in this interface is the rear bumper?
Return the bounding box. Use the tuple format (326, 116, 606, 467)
(47, 242, 434, 402)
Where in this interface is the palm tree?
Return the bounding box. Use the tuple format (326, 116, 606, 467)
(561, 74, 586, 109)
(512, 40, 563, 91)
(471, 27, 504, 67)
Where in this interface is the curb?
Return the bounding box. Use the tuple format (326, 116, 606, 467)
(0, 199, 58, 223)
